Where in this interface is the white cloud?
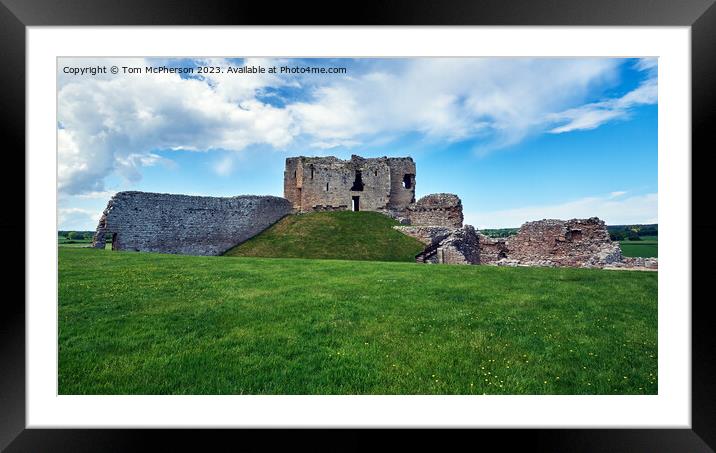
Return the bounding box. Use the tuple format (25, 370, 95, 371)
(466, 192, 657, 229)
(288, 58, 622, 152)
(547, 61, 657, 134)
(212, 154, 235, 177)
(634, 57, 657, 73)
(58, 207, 104, 230)
(58, 57, 653, 196)
(58, 57, 298, 194)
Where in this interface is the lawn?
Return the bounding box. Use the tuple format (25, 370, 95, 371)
(620, 236, 658, 258)
(59, 248, 657, 395)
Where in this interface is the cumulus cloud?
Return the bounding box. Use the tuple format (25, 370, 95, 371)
(58, 57, 297, 194)
(465, 192, 657, 229)
(289, 58, 622, 151)
(58, 57, 654, 196)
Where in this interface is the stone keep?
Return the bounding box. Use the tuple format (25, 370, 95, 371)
(92, 191, 293, 256)
(284, 155, 416, 216)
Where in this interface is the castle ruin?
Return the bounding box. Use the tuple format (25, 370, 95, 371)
(284, 155, 416, 219)
(89, 153, 655, 270)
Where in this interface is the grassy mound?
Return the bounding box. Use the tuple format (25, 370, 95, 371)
(59, 248, 658, 395)
(224, 211, 425, 262)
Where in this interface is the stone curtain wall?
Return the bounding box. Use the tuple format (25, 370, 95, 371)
(283, 155, 415, 214)
(92, 191, 293, 256)
(407, 193, 464, 228)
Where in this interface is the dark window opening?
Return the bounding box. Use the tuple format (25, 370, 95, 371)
(326, 182, 329, 191)
(498, 250, 507, 259)
(351, 170, 364, 191)
(293, 170, 297, 179)
(352, 196, 360, 211)
(567, 229, 583, 241)
(402, 174, 413, 189)
(374, 170, 378, 176)
(111, 233, 118, 251)
(310, 165, 314, 179)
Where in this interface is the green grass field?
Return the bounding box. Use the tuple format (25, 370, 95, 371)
(225, 211, 425, 262)
(59, 248, 657, 395)
(620, 236, 658, 258)
(58, 236, 92, 245)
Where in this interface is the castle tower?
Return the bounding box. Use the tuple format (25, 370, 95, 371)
(283, 155, 416, 214)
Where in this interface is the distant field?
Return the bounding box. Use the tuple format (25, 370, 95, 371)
(620, 237, 658, 258)
(225, 211, 425, 262)
(59, 248, 657, 395)
(58, 237, 90, 247)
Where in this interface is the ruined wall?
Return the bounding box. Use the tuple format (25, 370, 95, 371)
(91, 191, 293, 256)
(283, 155, 415, 214)
(477, 234, 509, 263)
(416, 225, 480, 265)
(407, 193, 463, 228)
(393, 225, 453, 246)
(395, 217, 629, 268)
(386, 157, 416, 210)
(480, 217, 622, 268)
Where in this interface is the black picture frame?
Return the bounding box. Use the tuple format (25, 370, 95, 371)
(2, 0, 714, 450)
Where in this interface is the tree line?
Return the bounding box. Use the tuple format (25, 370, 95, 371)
(607, 224, 658, 241)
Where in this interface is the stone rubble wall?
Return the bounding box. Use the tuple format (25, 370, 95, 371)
(477, 233, 509, 263)
(427, 225, 480, 265)
(503, 217, 622, 268)
(605, 257, 659, 270)
(392, 225, 454, 246)
(397, 225, 479, 265)
(475, 217, 659, 269)
(91, 191, 293, 256)
(407, 193, 464, 228)
(394, 215, 653, 269)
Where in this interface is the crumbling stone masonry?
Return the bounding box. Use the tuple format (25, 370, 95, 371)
(395, 216, 646, 269)
(92, 191, 293, 256)
(284, 155, 416, 217)
(395, 225, 479, 265)
(477, 234, 509, 263)
(415, 225, 480, 264)
(480, 217, 623, 268)
(392, 226, 454, 246)
(407, 193, 464, 228)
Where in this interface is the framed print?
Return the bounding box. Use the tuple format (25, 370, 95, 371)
(3, 0, 715, 450)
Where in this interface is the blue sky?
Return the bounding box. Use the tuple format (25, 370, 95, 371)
(58, 57, 657, 230)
